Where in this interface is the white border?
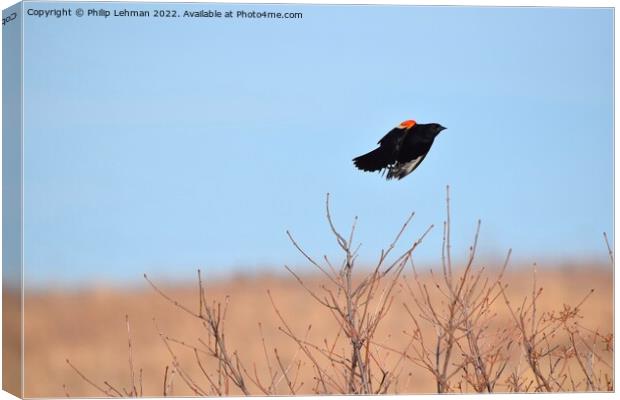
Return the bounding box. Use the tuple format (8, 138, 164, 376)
(0, 1, 614, 400)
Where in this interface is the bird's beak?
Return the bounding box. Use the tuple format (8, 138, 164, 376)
(439, 126, 447, 132)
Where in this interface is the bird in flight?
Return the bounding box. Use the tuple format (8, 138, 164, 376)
(352, 119, 446, 180)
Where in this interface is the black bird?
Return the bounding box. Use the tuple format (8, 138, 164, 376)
(353, 120, 446, 180)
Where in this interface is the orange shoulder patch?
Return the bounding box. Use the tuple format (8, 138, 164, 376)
(398, 119, 416, 129)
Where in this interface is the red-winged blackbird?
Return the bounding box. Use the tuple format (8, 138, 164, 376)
(353, 120, 446, 180)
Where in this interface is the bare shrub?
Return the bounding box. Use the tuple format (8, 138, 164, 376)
(388, 186, 512, 393)
(499, 262, 614, 392)
(64, 188, 613, 395)
(270, 193, 433, 394)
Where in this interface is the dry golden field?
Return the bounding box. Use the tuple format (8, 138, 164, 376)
(23, 262, 612, 397)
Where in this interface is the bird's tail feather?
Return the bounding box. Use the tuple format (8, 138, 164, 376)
(352, 147, 391, 172)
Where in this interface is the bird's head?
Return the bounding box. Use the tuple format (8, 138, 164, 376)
(429, 123, 447, 136)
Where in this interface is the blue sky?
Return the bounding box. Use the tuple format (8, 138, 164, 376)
(21, 3, 613, 287)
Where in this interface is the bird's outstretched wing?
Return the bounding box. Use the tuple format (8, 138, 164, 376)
(352, 145, 394, 172)
(353, 127, 406, 172)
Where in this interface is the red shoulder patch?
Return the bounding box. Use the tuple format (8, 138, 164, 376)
(398, 119, 416, 129)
